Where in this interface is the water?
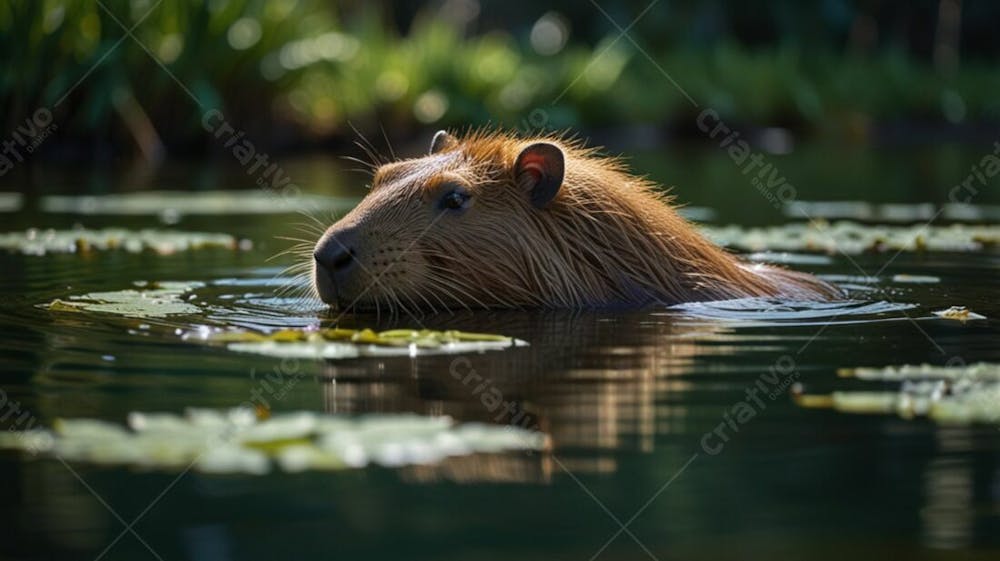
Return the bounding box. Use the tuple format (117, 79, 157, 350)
(1, 143, 999, 560)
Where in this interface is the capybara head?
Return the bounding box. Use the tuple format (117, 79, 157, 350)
(313, 130, 572, 312)
(313, 129, 840, 311)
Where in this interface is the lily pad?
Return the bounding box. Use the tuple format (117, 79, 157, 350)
(0, 228, 246, 256)
(798, 362, 1000, 425)
(198, 327, 526, 359)
(785, 201, 1000, 223)
(891, 274, 940, 284)
(699, 221, 1000, 255)
(745, 251, 834, 265)
(43, 281, 204, 318)
(839, 362, 1000, 382)
(0, 408, 549, 474)
(932, 306, 987, 322)
(46, 285, 526, 357)
(0, 192, 22, 213)
(41, 191, 355, 219)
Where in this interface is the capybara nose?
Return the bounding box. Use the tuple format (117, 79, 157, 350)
(315, 244, 355, 275)
(314, 230, 358, 278)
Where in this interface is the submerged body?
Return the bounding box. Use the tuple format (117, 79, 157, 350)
(313, 130, 840, 311)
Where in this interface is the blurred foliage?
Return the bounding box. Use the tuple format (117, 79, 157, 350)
(0, 0, 997, 158)
(0, 0, 338, 153)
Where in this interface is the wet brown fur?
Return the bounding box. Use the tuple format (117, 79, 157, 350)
(313, 129, 840, 311)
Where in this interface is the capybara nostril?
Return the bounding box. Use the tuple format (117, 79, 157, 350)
(314, 242, 356, 276)
(313, 226, 362, 297)
(331, 247, 356, 272)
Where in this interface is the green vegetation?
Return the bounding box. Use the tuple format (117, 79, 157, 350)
(1, 1, 998, 155)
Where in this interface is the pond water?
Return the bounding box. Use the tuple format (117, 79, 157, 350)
(1, 142, 999, 560)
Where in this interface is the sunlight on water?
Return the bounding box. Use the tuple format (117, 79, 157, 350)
(194, 268, 326, 331)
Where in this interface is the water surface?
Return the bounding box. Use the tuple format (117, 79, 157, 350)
(1, 144, 999, 560)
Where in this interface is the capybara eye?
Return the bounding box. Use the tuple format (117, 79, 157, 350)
(440, 190, 470, 211)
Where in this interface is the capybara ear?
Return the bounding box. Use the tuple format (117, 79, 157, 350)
(430, 130, 458, 154)
(515, 142, 564, 209)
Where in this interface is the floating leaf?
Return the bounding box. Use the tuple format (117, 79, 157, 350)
(830, 392, 898, 414)
(41, 191, 355, 218)
(932, 306, 987, 322)
(43, 281, 205, 318)
(746, 251, 834, 265)
(839, 363, 1000, 382)
(0, 192, 22, 213)
(785, 201, 1000, 224)
(799, 362, 1000, 425)
(200, 326, 525, 358)
(699, 221, 1000, 255)
(0, 228, 245, 256)
(891, 274, 940, 284)
(0, 409, 549, 474)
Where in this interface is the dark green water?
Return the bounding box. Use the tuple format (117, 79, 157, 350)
(1, 143, 999, 560)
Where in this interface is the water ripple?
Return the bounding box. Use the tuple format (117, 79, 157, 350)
(667, 296, 919, 325)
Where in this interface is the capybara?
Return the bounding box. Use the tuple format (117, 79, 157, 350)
(313, 130, 839, 311)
